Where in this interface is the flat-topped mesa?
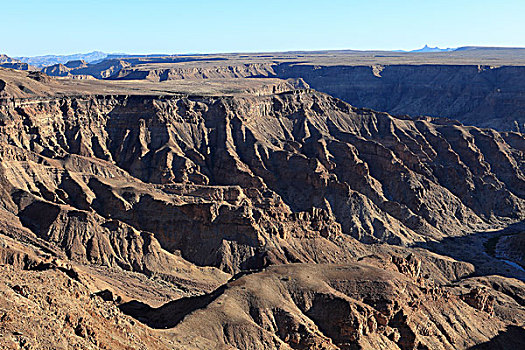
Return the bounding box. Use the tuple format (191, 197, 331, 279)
(0, 54, 36, 71)
(109, 62, 277, 81)
(42, 59, 131, 79)
(0, 67, 309, 100)
(64, 60, 88, 69)
(0, 88, 524, 274)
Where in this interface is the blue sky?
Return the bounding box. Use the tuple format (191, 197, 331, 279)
(2, 0, 525, 56)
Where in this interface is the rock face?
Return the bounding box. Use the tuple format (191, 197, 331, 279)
(496, 231, 525, 267)
(42, 59, 131, 78)
(0, 55, 16, 64)
(1, 90, 524, 273)
(0, 62, 34, 71)
(0, 54, 36, 71)
(32, 51, 525, 131)
(0, 55, 35, 71)
(0, 265, 174, 350)
(127, 263, 525, 350)
(110, 62, 277, 81)
(274, 63, 525, 131)
(0, 80, 524, 348)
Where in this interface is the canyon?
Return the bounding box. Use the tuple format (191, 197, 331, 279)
(10, 47, 525, 131)
(0, 48, 524, 349)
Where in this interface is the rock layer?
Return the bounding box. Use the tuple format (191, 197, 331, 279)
(0, 83, 524, 348)
(274, 63, 525, 131)
(1, 90, 524, 273)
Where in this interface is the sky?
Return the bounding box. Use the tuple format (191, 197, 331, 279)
(2, 0, 525, 57)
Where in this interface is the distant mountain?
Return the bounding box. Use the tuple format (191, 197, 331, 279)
(105, 53, 168, 59)
(411, 45, 456, 53)
(0, 54, 36, 70)
(0, 54, 22, 64)
(15, 51, 109, 68)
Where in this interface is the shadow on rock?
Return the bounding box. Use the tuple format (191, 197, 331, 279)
(414, 221, 525, 282)
(118, 284, 227, 329)
(468, 325, 525, 349)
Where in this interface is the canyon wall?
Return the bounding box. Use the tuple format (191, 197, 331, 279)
(1, 90, 524, 274)
(275, 64, 525, 131)
(1, 81, 524, 348)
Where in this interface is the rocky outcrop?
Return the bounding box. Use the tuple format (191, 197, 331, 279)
(0, 55, 16, 64)
(0, 77, 523, 348)
(42, 59, 131, 79)
(110, 62, 277, 81)
(144, 263, 523, 350)
(0, 265, 173, 350)
(65, 60, 88, 69)
(0, 90, 524, 274)
(460, 287, 495, 314)
(41, 63, 75, 77)
(0, 62, 34, 71)
(0, 68, 60, 98)
(0, 55, 35, 71)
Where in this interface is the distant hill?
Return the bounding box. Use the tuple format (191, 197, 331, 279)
(15, 51, 108, 67)
(411, 45, 456, 52)
(454, 46, 525, 52)
(0, 54, 35, 70)
(0, 54, 18, 64)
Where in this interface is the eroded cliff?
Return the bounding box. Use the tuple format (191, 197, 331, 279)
(0, 84, 524, 349)
(274, 63, 525, 132)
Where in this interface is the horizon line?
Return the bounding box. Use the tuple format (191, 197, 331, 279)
(8, 45, 525, 59)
